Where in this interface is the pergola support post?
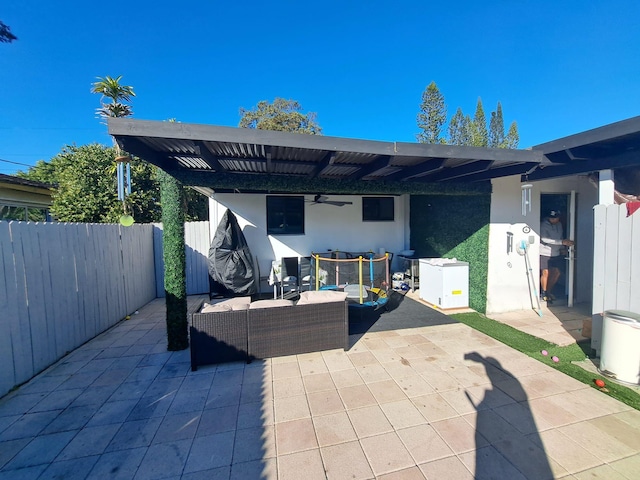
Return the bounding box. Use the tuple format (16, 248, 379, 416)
(158, 169, 188, 350)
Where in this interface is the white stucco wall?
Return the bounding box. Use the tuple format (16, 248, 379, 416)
(208, 193, 410, 292)
(487, 175, 598, 314)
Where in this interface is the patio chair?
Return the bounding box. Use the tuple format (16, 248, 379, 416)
(299, 256, 312, 291)
(280, 256, 299, 299)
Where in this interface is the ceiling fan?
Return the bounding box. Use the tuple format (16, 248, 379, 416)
(307, 194, 353, 207)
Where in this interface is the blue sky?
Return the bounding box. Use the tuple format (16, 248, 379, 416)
(1, 1, 639, 174)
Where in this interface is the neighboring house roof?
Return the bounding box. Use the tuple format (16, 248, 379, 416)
(0, 174, 53, 209)
(107, 116, 640, 193)
(108, 118, 544, 194)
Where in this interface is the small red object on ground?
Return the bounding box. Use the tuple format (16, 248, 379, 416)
(595, 379, 605, 388)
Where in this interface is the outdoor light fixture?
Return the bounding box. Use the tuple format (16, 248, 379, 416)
(521, 183, 532, 216)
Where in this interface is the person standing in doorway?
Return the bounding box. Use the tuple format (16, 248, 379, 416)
(540, 209, 574, 303)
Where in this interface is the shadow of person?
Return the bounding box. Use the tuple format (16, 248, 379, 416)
(464, 352, 555, 479)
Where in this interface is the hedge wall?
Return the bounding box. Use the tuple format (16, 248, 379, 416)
(410, 194, 491, 313)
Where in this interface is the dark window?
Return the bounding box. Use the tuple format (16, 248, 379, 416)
(362, 197, 394, 221)
(267, 196, 305, 235)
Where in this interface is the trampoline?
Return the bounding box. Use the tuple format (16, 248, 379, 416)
(311, 251, 390, 310)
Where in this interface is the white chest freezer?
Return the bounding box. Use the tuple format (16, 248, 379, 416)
(419, 259, 469, 309)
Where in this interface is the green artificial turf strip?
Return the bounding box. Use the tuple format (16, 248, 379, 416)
(452, 312, 640, 411)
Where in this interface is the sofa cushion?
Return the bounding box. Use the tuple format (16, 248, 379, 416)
(209, 296, 252, 311)
(296, 290, 349, 305)
(249, 299, 295, 309)
(200, 303, 233, 313)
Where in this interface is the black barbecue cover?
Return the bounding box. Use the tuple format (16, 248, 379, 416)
(208, 210, 257, 296)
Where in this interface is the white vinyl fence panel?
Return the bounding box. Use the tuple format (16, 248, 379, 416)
(0, 221, 156, 397)
(592, 204, 640, 314)
(154, 221, 210, 297)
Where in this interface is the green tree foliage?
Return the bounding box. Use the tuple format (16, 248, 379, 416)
(416, 82, 447, 144)
(504, 121, 520, 149)
(489, 102, 505, 148)
(17, 144, 207, 223)
(0, 21, 17, 43)
(158, 169, 188, 350)
(469, 98, 489, 147)
(239, 98, 322, 134)
(448, 108, 471, 146)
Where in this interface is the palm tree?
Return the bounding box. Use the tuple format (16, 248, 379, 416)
(92, 76, 136, 224)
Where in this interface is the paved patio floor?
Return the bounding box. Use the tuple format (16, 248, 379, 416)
(1, 295, 639, 479)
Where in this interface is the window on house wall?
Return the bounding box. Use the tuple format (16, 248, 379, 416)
(362, 197, 394, 221)
(266, 196, 305, 235)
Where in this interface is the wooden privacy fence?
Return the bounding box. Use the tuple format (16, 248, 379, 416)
(0, 222, 156, 397)
(593, 204, 640, 315)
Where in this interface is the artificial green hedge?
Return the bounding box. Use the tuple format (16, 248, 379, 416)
(410, 194, 491, 313)
(158, 170, 188, 350)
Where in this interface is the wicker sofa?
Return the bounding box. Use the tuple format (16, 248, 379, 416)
(189, 290, 349, 370)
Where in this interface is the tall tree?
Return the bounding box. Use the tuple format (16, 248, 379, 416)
(416, 82, 447, 144)
(504, 121, 520, 149)
(239, 98, 322, 134)
(0, 21, 17, 43)
(469, 98, 488, 147)
(448, 108, 471, 146)
(91, 75, 136, 120)
(489, 102, 505, 148)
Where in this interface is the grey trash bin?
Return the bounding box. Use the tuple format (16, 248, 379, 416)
(599, 310, 640, 385)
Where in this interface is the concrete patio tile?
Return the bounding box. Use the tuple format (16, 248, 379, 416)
(41, 405, 95, 434)
(93, 368, 138, 387)
(88, 446, 147, 479)
(271, 362, 301, 381)
(298, 353, 329, 376)
(212, 368, 245, 386)
(321, 349, 355, 372)
(303, 372, 336, 393)
(29, 388, 84, 413)
(461, 409, 523, 444)
(396, 424, 453, 464)
(205, 384, 241, 409)
(379, 399, 426, 430)
(4, 430, 76, 469)
(88, 399, 139, 426)
(229, 458, 276, 480)
(152, 412, 201, 444)
(135, 438, 193, 479)
(380, 359, 418, 379)
(573, 463, 629, 479)
(237, 400, 274, 430)
(38, 455, 100, 480)
(196, 404, 238, 436)
(0, 437, 31, 469)
(329, 368, 363, 388)
(273, 376, 305, 398)
(376, 466, 426, 479)
(532, 429, 603, 474)
(493, 400, 553, 434)
(156, 362, 190, 380)
(0, 464, 47, 479)
(438, 388, 478, 415)
(0, 393, 46, 416)
(0, 410, 61, 441)
(110, 379, 153, 402)
(278, 449, 326, 480)
(559, 421, 636, 463)
(348, 404, 394, 438)
(69, 384, 119, 407)
(28, 374, 82, 393)
(337, 384, 377, 410)
(418, 455, 474, 479)
(239, 377, 272, 405)
(355, 364, 391, 383)
(588, 414, 640, 450)
(609, 452, 640, 479)
(312, 411, 357, 447)
(184, 431, 235, 474)
(459, 445, 527, 479)
(367, 379, 407, 404)
(57, 424, 120, 461)
(360, 431, 414, 476)
(320, 440, 374, 480)
(179, 373, 215, 392)
(419, 369, 460, 392)
(44, 360, 87, 377)
(370, 346, 403, 364)
(411, 393, 458, 422)
(431, 416, 488, 454)
(105, 417, 162, 452)
(492, 431, 566, 479)
(275, 418, 318, 455)
(167, 390, 208, 415)
(528, 396, 582, 428)
(232, 424, 276, 463)
(125, 365, 163, 383)
(465, 383, 517, 410)
(307, 390, 345, 417)
(348, 351, 379, 367)
(393, 374, 435, 397)
(274, 394, 310, 423)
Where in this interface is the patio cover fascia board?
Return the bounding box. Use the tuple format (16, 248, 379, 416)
(526, 115, 640, 181)
(108, 118, 544, 195)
